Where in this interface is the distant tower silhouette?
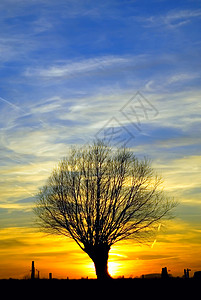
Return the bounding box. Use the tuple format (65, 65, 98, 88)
(187, 268, 191, 278)
(49, 273, 52, 280)
(161, 267, 169, 279)
(184, 268, 191, 278)
(31, 261, 35, 280)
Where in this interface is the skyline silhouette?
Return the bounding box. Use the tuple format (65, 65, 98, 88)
(0, 258, 200, 281)
(1, 260, 201, 280)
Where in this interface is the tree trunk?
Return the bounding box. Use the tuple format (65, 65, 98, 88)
(85, 244, 112, 280)
(93, 253, 112, 280)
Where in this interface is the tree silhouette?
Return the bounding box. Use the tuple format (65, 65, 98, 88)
(34, 140, 175, 279)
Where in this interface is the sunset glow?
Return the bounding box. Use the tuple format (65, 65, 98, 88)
(0, 0, 201, 279)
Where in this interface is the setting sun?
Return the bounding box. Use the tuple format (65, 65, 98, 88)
(108, 262, 122, 278)
(86, 258, 122, 278)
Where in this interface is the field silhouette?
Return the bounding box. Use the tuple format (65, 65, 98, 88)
(0, 277, 200, 298)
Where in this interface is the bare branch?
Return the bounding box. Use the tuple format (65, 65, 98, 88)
(34, 140, 176, 278)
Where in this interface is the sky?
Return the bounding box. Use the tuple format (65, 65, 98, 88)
(0, 0, 201, 279)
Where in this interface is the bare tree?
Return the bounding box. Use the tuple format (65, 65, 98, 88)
(34, 140, 176, 279)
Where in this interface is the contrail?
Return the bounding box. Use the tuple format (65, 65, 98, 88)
(0, 96, 26, 113)
(151, 239, 157, 248)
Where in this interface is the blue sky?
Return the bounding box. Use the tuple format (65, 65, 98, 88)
(0, 0, 201, 278)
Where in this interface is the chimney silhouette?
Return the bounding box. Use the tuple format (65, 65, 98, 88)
(31, 261, 35, 280)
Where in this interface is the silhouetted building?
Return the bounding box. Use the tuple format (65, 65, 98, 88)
(161, 267, 169, 279)
(194, 271, 201, 279)
(31, 261, 35, 280)
(49, 273, 52, 280)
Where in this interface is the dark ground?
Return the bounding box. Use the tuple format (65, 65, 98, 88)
(0, 278, 200, 297)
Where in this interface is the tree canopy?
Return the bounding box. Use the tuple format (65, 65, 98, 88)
(34, 140, 176, 279)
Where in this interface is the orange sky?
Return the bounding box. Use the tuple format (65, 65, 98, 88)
(1, 155, 201, 279)
(1, 154, 201, 279)
(0, 215, 201, 279)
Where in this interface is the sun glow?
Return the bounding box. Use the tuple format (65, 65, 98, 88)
(86, 259, 122, 278)
(108, 261, 121, 277)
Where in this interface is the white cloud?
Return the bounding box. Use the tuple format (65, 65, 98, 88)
(30, 98, 62, 114)
(143, 9, 201, 29)
(167, 73, 199, 84)
(25, 56, 132, 78)
(153, 155, 201, 202)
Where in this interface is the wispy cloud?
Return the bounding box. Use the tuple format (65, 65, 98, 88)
(165, 9, 201, 27)
(25, 56, 132, 78)
(143, 9, 201, 29)
(167, 73, 200, 84)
